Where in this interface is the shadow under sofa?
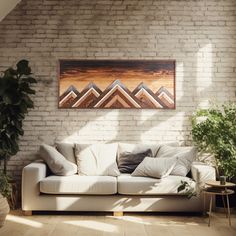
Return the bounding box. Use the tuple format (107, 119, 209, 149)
(22, 161, 216, 215)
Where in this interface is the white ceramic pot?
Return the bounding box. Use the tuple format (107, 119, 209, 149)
(0, 194, 10, 227)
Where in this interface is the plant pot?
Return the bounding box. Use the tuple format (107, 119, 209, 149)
(0, 194, 10, 227)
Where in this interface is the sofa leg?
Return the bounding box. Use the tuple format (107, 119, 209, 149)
(23, 210, 32, 216)
(113, 211, 123, 217)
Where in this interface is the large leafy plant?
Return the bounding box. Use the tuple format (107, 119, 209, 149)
(0, 60, 37, 174)
(192, 104, 236, 180)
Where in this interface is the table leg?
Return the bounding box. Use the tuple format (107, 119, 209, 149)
(221, 195, 227, 218)
(203, 192, 206, 215)
(208, 195, 213, 227)
(226, 194, 231, 226)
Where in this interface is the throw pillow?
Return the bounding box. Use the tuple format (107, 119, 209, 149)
(39, 144, 77, 176)
(156, 145, 197, 176)
(75, 143, 120, 176)
(55, 142, 76, 164)
(118, 149, 153, 173)
(131, 156, 177, 178)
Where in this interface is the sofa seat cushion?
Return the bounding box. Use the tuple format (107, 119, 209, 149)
(40, 175, 117, 195)
(117, 174, 195, 195)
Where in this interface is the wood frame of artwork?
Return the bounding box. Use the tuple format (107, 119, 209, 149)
(58, 60, 176, 109)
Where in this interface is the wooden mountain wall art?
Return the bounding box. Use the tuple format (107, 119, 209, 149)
(59, 60, 175, 109)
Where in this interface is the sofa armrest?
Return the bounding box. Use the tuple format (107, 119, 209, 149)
(22, 162, 47, 210)
(191, 162, 216, 187)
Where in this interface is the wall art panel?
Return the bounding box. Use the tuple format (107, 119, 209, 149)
(59, 60, 175, 109)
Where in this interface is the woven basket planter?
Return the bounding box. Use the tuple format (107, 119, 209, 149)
(0, 194, 10, 227)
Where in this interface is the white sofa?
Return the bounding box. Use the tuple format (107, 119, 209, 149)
(22, 160, 215, 215)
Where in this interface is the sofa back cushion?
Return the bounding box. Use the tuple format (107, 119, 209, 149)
(156, 145, 197, 176)
(75, 143, 120, 176)
(118, 149, 153, 173)
(39, 144, 77, 176)
(55, 142, 76, 164)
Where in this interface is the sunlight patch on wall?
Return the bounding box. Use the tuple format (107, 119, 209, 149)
(175, 62, 184, 98)
(196, 43, 213, 108)
(62, 110, 120, 143)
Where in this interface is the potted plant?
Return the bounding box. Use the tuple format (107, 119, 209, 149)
(191, 103, 236, 207)
(0, 171, 11, 227)
(0, 60, 36, 219)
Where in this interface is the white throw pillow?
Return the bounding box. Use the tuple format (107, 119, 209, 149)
(156, 145, 197, 176)
(39, 144, 77, 176)
(75, 143, 120, 176)
(131, 156, 177, 178)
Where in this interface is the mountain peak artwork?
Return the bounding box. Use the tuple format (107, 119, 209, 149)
(59, 60, 175, 109)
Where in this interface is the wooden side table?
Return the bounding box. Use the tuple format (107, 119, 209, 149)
(203, 180, 235, 226)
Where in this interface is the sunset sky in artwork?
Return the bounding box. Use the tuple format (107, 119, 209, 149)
(59, 60, 175, 95)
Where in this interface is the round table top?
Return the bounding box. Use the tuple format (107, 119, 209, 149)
(203, 188, 234, 195)
(205, 180, 236, 188)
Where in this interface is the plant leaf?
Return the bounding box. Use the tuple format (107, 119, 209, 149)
(17, 60, 31, 75)
(21, 77, 37, 84)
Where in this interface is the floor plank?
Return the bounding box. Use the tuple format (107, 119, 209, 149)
(0, 211, 235, 236)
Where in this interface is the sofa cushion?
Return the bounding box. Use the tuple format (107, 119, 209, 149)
(118, 149, 153, 173)
(55, 142, 76, 164)
(39, 144, 77, 176)
(117, 174, 195, 195)
(40, 175, 117, 195)
(75, 143, 120, 176)
(156, 145, 197, 176)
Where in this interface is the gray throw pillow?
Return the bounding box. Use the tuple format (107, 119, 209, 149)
(118, 149, 153, 173)
(39, 144, 77, 176)
(156, 145, 197, 176)
(55, 142, 76, 164)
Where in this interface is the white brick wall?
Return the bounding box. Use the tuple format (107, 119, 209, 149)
(0, 0, 236, 182)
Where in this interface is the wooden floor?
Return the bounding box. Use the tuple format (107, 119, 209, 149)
(0, 211, 235, 236)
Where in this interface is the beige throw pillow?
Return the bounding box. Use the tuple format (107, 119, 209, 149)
(75, 143, 120, 176)
(156, 145, 197, 176)
(39, 144, 77, 176)
(132, 156, 177, 178)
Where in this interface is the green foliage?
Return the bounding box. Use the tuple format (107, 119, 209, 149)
(192, 104, 236, 179)
(0, 171, 12, 198)
(0, 60, 36, 170)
